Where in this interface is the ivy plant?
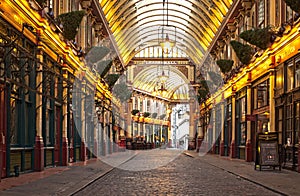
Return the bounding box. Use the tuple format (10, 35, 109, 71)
(57, 10, 85, 40)
(105, 74, 120, 88)
(131, 109, 140, 116)
(239, 26, 275, 50)
(230, 40, 254, 65)
(216, 59, 234, 74)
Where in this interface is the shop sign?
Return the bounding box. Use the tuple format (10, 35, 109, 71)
(246, 114, 256, 121)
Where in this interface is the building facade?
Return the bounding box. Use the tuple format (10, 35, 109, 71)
(197, 0, 300, 172)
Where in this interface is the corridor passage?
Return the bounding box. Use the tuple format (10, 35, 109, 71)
(1, 149, 292, 196)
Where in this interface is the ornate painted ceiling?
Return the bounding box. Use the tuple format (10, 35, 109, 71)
(99, 0, 234, 101)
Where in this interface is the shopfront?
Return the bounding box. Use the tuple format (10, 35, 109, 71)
(275, 54, 300, 171)
(223, 98, 232, 156)
(235, 88, 247, 159)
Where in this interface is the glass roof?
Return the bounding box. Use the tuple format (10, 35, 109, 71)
(100, 0, 233, 65)
(99, 0, 234, 100)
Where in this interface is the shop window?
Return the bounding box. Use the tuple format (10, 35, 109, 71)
(258, 0, 265, 27)
(10, 98, 18, 145)
(254, 79, 269, 109)
(275, 65, 284, 95)
(287, 62, 294, 91)
(285, 103, 293, 146)
(295, 102, 300, 145)
(295, 58, 300, 88)
(240, 123, 246, 145)
(240, 97, 246, 116)
(276, 107, 283, 144)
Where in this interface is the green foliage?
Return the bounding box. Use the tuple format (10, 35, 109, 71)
(239, 26, 275, 50)
(131, 109, 140, 115)
(216, 59, 234, 73)
(143, 112, 151, 118)
(284, 0, 300, 13)
(57, 11, 85, 40)
(113, 82, 132, 102)
(85, 46, 110, 65)
(230, 40, 254, 65)
(105, 74, 120, 87)
(159, 114, 166, 119)
(152, 113, 158, 118)
(100, 61, 112, 78)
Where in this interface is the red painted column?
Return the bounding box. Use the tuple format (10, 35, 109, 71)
(80, 141, 86, 161)
(196, 137, 203, 153)
(220, 140, 225, 156)
(246, 139, 253, 162)
(69, 139, 74, 163)
(34, 136, 44, 171)
(61, 137, 68, 166)
(230, 140, 236, 158)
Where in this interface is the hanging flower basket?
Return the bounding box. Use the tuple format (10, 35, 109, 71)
(239, 26, 275, 50)
(284, 0, 300, 13)
(85, 46, 110, 66)
(57, 10, 85, 41)
(105, 74, 120, 88)
(131, 109, 140, 116)
(216, 59, 234, 74)
(151, 113, 158, 118)
(143, 112, 151, 118)
(113, 82, 132, 102)
(230, 40, 254, 65)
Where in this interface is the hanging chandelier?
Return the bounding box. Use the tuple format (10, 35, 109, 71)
(158, 0, 176, 55)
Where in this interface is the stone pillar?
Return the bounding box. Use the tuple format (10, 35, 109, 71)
(127, 100, 133, 139)
(188, 99, 196, 150)
(34, 48, 44, 171)
(246, 81, 253, 162)
(269, 67, 275, 133)
(212, 107, 216, 154)
(61, 71, 69, 166)
(230, 90, 236, 158)
(80, 82, 86, 161)
(220, 100, 225, 156)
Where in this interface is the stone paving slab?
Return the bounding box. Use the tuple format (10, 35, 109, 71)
(1, 150, 300, 196)
(184, 151, 300, 196)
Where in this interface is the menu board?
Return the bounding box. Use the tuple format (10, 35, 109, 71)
(255, 132, 281, 171)
(259, 141, 279, 166)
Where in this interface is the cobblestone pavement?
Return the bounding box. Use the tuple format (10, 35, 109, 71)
(74, 150, 281, 196)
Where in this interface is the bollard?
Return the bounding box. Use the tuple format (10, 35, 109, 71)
(14, 165, 20, 177)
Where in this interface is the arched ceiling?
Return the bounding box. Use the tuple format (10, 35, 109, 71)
(133, 65, 190, 100)
(100, 0, 233, 65)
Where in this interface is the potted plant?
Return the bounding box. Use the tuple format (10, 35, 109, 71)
(230, 40, 254, 65)
(57, 10, 85, 41)
(216, 59, 234, 74)
(239, 26, 275, 50)
(284, 0, 300, 13)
